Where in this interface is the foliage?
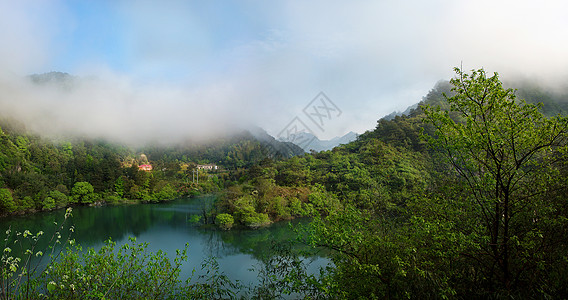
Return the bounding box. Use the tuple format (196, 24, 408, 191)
(0, 189, 16, 214)
(48, 191, 68, 208)
(215, 213, 234, 230)
(189, 257, 244, 299)
(421, 68, 568, 296)
(1, 208, 73, 299)
(0, 209, 251, 299)
(152, 184, 177, 202)
(70, 182, 97, 204)
(41, 197, 55, 211)
(3, 67, 568, 298)
(251, 241, 335, 299)
(40, 238, 189, 299)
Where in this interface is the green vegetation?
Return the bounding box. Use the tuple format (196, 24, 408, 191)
(2, 67, 568, 298)
(215, 67, 568, 297)
(422, 68, 568, 294)
(289, 68, 568, 298)
(1, 209, 323, 299)
(215, 213, 234, 230)
(0, 125, 296, 215)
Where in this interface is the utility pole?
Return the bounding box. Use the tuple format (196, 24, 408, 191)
(192, 168, 199, 184)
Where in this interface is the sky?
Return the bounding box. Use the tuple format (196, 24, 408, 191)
(1, 0, 568, 143)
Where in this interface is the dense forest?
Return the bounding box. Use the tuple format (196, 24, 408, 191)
(0, 120, 303, 217)
(3, 68, 568, 298)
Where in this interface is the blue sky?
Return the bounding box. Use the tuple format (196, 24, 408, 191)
(1, 0, 568, 142)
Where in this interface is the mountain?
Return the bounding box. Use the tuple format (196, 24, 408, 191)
(28, 72, 77, 91)
(382, 103, 419, 121)
(381, 79, 568, 122)
(247, 126, 306, 157)
(280, 131, 358, 152)
(29, 71, 75, 84)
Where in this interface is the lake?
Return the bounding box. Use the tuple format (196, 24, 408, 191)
(0, 195, 330, 290)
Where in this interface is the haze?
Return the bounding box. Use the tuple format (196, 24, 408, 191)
(1, 0, 568, 143)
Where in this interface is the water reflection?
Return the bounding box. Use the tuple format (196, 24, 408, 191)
(0, 196, 329, 287)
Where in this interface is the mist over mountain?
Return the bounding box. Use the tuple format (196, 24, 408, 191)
(4, 71, 568, 151)
(0, 72, 305, 161)
(0, 72, 258, 145)
(380, 78, 568, 123)
(280, 131, 358, 152)
(248, 126, 305, 156)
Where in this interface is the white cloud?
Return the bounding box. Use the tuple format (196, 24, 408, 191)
(1, 0, 568, 142)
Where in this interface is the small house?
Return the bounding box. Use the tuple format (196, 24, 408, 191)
(196, 164, 218, 171)
(138, 164, 153, 171)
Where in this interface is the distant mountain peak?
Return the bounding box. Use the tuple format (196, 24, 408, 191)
(28, 72, 78, 91)
(29, 72, 75, 84)
(247, 126, 305, 157)
(280, 131, 358, 152)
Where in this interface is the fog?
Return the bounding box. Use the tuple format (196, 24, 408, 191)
(0, 73, 253, 144)
(1, 0, 568, 143)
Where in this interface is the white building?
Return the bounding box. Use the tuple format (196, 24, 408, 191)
(196, 164, 218, 171)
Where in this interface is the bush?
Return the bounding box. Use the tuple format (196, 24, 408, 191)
(20, 196, 35, 211)
(49, 190, 68, 208)
(289, 197, 305, 217)
(215, 213, 234, 230)
(243, 212, 271, 229)
(42, 238, 190, 299)
(70, 182, 97, 204)
(0, 188, 16, 213)
(105, 194, 122, 205)
(42, 196, 56, 210)
(153, 184, 177, 202)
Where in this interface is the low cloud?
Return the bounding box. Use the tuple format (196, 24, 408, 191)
(0, 73, 255, 145)
(1, 0, 568, 142)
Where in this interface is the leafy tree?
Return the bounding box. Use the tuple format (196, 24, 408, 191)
(422, 67, 568, 295)
(0, 188, 16, 213)
(48, 190, 68, 208)
(114, 177, 125, 198)
(70, 182, 97, 204)
(152, 184, 177, 202)
(215, 213, 234, 230)
(41, 196, 56, 210)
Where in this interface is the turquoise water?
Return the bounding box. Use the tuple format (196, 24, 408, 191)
(0, 196, 329, 288)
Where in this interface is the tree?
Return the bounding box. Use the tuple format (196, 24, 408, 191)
(215, 213, 234, 230)
(422, 67, 568, 295)
(114, 176, 125, 198)
(70, 182, 97, 204)
(49, 190, 68, 208)
(42, 196, 56, 210)
(0, 188, 16, 213)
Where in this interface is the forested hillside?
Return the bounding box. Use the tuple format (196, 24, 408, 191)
(2, 68, 568, 298)
(0, 120, 301, 216)
(214, 69, 568, 298)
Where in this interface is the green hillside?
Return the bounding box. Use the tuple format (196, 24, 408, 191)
(2, 68, 568, 298)
(221, 68, 568, 297)
(0, 121, 302, 216)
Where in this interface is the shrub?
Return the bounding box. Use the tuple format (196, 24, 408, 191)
(42, 196, 56, 210)
(0, 188, 16, 213)
(49, 190, 69, 208)
(215, 213, 235, 230)
(70, 182, 97, 204)
(243, 212, 271, 229)
(289, 197, 305, 217)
